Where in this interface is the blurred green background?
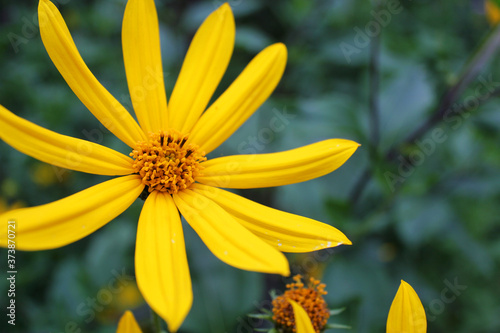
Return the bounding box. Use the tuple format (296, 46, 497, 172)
(1, 0, 500, 332)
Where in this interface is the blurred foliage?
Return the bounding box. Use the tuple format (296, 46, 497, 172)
(1, 0, 500, 332)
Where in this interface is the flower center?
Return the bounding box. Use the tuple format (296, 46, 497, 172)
(272, 275, 330, 333)
(130, 130, 206, 195)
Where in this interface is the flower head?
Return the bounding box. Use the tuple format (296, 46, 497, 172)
(386, 280, 427, 333)
(130, 130, 206, 195)
(0, 0, 359, 331)
(272, 275, 330, 333)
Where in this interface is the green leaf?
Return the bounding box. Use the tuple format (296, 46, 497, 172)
(261, 308, 274, 315)
(247, 313, 273, 320)
(324, 323, 352, 330)
(269, 289, 279, 300)
(329, 307, 346, 316)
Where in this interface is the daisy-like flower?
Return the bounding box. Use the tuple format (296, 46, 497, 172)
(272, 275, 330, 333)
(386, 280, 427, 333)
(0, 0, 358, 331)
(270, 275, 348, 333)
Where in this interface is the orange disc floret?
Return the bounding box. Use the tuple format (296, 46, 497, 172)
(272, 275, 330, 333)
(131, 130, 206, 194)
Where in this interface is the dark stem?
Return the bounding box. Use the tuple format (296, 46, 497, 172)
(369, 0, 382, 151)
(349, 23, 500, 205)
(151, 308, 162, 333)
(350, 0, 382, 205)
(386, 21, 500, 160)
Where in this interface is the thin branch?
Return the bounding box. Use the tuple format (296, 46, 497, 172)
(369, 0, 382, 151)
(386, 22, 500, 160)
(349, 24, 500, 204)
(350, 0, 382, 205)
(349, 168, 372, 205)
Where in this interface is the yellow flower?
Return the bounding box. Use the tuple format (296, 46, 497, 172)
(387, 280, 427, 333)
(0, 0, 358, 331)
(116, 311, 142, 333)
(485, 0, 500, 26)
(272, 275, 330, 333)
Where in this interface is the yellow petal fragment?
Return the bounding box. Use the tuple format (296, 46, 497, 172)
(116, 311, 142, 333)
(289, 299, 316, 333)
(168, 3, 235, 133)
(197, 139, 359, 189)
(387, 280, 427, 333)
(122, 0, 168, 133)
(38, 0, 146, 147)
(136, 192, 192, 333)
(0, 175, 144, 250)
(189, 43, 287, 154)
(173, 189, 290, 276)
(0, 105, 133, 175)
(191, 184, 351, 252)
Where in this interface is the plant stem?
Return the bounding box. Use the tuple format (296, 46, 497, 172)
(386, 20, 500, 160)
(350, 22, 500, 205)
(369, 0, 382, 151)
(151, 308, 162, 333)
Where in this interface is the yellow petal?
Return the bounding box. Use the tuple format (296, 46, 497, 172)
(0, 175, 144, 250)
(289, 299, 316, 333)
(116, 310, 142, 333)
(191, 183, 351, 252)
(197, 139, 359, 188)
(135, 192, 192, 333)
(0, 105, 133, 175)
(122, 0, 168, 134)
(387, 280, 427, 333)
(173, 189, 290, 276)
(189, 43, 287, 154)
(38, 0, 146, 147)
(168, 3, 235, 133)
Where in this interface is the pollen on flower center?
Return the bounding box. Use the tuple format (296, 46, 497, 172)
(130, 130, 206, 194)
(272, 275, 330, 333)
